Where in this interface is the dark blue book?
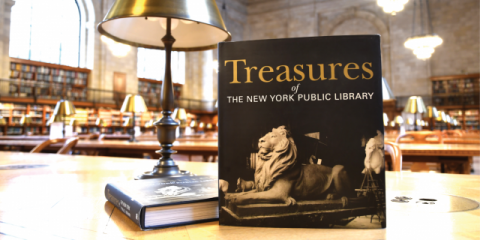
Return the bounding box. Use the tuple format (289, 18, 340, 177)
(218, 35, 386, 228)
(105, 175, 218, 230)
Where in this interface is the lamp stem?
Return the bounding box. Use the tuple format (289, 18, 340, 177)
(130, 113, 137, 142)
(136, 18, 189, 179)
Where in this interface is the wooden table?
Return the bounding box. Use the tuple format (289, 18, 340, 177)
(398, 143, 480, 174)
(0, 140, 219, 161)
(0, 152, 478, 239)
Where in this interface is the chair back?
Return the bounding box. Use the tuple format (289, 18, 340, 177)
(395, 131, 443, 144)
(442, 130, 464, 137)
(384, 141, 402, 171)
(30, 137, 79, 154)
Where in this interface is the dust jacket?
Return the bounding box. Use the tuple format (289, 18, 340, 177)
(218, 35, 385, 228)
(105, 175, 219, 230)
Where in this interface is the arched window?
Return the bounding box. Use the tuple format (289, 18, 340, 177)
(137, 48, 186, 84)
(9, 0, 81, 67)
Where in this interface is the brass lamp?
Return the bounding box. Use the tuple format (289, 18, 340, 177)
(403, 96, 427, 131)
(20, 115, 32, 135)
(425, 106, 439, 130)
(0, 116, 6, 125)
(172, 108, 188, 136)
(120, 94, 147, 142)
(53, 99, 76, 137)
(46, 114, 62, 126)
(98, 0, 231, 179)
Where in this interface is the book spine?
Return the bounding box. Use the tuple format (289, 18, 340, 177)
(105, 183, 145, 229)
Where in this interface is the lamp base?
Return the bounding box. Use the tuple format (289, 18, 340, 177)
(135, 165, 193, 180)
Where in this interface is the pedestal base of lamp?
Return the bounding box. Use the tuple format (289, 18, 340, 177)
(135, 165, 193, 180)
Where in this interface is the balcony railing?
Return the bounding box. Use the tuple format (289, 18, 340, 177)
(0, 79, 217, 112)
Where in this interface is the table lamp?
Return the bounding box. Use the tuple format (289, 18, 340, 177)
(172, 108, 187, 136)
(425, 106, 439, 130)
(98, 0, 231, 179)
(403, 96, 426, 131)
(0, 116, 6, 125)
(54, 99, 76, 137)
(46, 114, 62, 126)
(383, 113, 389, 127)
(120, 94, 147, 142)
(20, 115, 32, 135)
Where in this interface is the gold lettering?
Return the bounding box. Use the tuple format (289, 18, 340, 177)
(244, 66, 258, 83)
(225, 59, 246, 84)
(362, 62, 374, 79)
(344, 62, 360, 80)
(259, 66, 274, 83)
(293, 64, 305, 81)
(276, 65, 291, 82)
(307, 64, 326, 81)
(329, 63, 342, 80)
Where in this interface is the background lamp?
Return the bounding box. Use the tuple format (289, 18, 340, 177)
(0, 116, 6, 125)
(120, 94, 147, 142)
(403, 96, 426, 131)
(53, 99, 76, 137)
(98, 0, 231, 179)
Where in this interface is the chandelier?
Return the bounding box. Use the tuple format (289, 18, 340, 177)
(377, 0, 408, 15)
(404, 0, 442, 60)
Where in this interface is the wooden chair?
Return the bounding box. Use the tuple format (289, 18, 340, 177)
(395, 131, 443, 144)
(442, 130, 464, 137)
(30, 137, 79, 155)
(384, 141, 402, 172)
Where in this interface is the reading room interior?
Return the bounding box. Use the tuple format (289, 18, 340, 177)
(0, 0, 478, 238)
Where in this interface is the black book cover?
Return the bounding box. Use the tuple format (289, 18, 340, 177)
(105, 175, 219, 230)
(218, 35, 385, 228)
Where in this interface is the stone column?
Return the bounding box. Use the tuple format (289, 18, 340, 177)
(0, 0, 15, 95)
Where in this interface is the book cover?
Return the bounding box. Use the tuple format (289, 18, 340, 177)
(218, 35, 385, 228)
(105, 175, 219, 230)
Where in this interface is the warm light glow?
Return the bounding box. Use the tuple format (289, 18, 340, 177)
(160, 18, 179, 30)
(101, 35, 131, 57)
(383, 113, 389, 126)
(377, 0, 408, 15)
(404, 35, 443, 60)
(212, 59, 219, 73)
(395, 116, 404, 124)
(181, 19, 195, 24)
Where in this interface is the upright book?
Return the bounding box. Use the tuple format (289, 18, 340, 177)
(218, 35, 385, 228)
(105, 175, 218, 230)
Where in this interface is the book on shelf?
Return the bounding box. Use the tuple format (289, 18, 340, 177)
(105, 175, 219, 230)
(218, 35, 385, 228)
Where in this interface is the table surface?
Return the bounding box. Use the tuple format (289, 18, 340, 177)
(0, 152, 479, 239)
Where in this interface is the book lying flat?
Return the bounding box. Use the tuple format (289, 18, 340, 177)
(105, 175, 218, 230)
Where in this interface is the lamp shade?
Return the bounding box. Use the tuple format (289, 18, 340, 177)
(0, 116, 6, 125)
(120, 94, 147, 113)
(425, 106, 439, 118)
(403, 96, 427, 114)
(46, 114, 63, 126)
(96, 118, 106, 126)
(436, 111, 446, 122)
(172, 108, 187, 121)
(54, 100, 76, 116)
(123, 117, 133, 126)
(383, 113, 389, 126)
(97, 0, 231, 51)
(19, 115, 32, 125)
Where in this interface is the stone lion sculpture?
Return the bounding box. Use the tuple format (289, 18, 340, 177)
(362, 131, 384, 174)
(225, 126, 351, 206)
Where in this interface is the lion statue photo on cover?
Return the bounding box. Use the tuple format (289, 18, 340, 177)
(225, 126, 352, 207)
